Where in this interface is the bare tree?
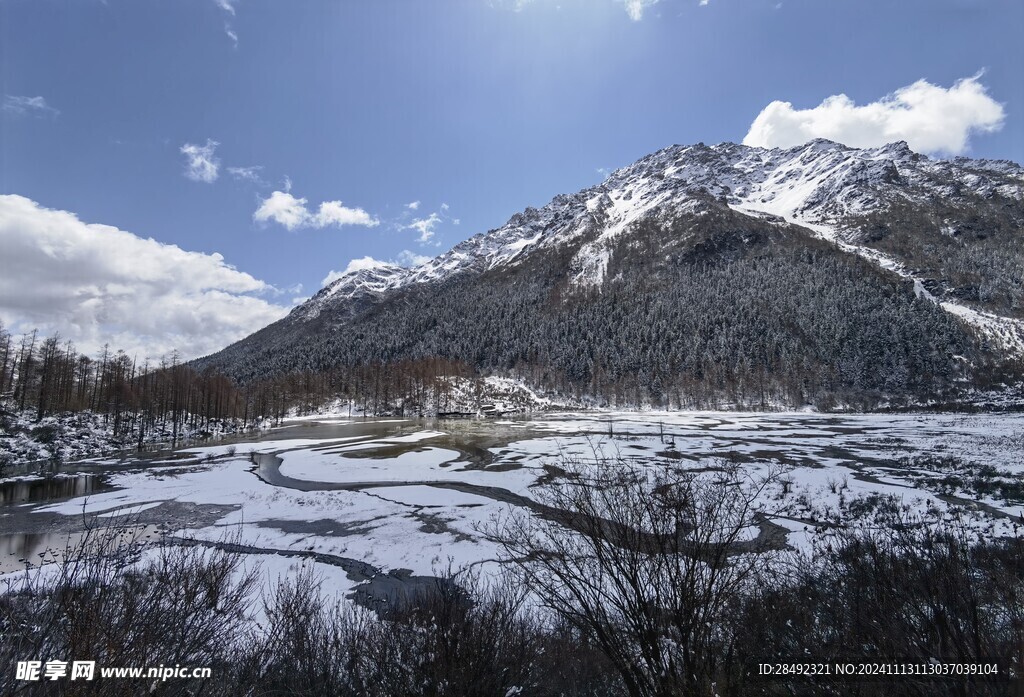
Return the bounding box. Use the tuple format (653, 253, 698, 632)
(491, 455, 780, 697)
(0, 520, 259, 697)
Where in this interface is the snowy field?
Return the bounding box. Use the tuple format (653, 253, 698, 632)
(2, 411, 1023, 606)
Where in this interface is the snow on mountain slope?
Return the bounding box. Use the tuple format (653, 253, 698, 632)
(413, 139, 1020, 285)
(720, 142, 1024, 356)
(938, 302, 1024, 356)
(294, 261, 408, 321)
(300, 139, 1024, 352)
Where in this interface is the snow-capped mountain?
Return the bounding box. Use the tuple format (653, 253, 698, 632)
(197, 140, 1024, 404)
(305, 138, 1022, 322)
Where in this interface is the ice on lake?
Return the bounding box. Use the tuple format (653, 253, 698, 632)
(3, 410, 1022, 598)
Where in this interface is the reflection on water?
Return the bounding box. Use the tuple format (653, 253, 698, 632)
(0, 531, 68, 571)
(0, 474, 105, 505)
(0, 525, 159, 574)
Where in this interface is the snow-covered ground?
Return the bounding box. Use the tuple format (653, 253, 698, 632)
(0, 408, 264, 469)
(2, 411, 1023, 606)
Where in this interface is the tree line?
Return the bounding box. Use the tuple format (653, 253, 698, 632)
(0, 320, 492, 447)
(0, 322, 282, 444)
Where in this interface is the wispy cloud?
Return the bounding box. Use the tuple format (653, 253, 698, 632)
(490, 0, 536, 12)
(227, 165, 265, 185)
(621, 0, 660, 20)
(254, 190, 379, 231)
(407, 212, 443, 245)
(3, 95, 59, 118)
(403, 202, 460, 246)
(212, 0, 239, 46)
(743, 74, 1005, 156)
(494, 0, 665, 20)
(180, 139, 221, 183)
(397, 250, 432, 267)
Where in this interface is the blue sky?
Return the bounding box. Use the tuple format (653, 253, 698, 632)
(1, 0, 1022, 358)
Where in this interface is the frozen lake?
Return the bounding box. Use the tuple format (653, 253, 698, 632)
(2, 411, 1022, 605)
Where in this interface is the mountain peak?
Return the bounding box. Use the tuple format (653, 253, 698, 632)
(798, 137, 849, 151)
(285, 140, 1024, 316)
(294, 259, 408, 321)
(199, 138, 1024, 389)
(312, 140, 1024, 300)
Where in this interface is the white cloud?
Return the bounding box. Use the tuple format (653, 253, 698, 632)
(406, 201, 421, 210)
(0, 195, 288, 360)
(180, 139, 221, 183)
(320, 271, 345, 287)
(3, 95, 59, 118)
(742, 75, 1005, 155)
(314, 201, 379, 228)
(397, 250, 431, 267)
(254, 191, 379, 231)
(621, 0, 659, 20)
(344, 256, 390, 274)
(320, 251, 434, 288)
(227, 165, 265, 184)
(321, 256, 394, 287)
(252, 191, 310, 230)
(407, 212, 442, 245)
(213, 0, 236, 15)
